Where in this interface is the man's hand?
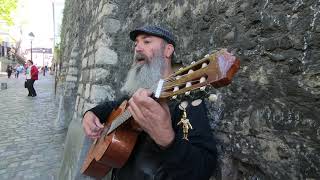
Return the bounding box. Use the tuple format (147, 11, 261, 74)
(82, 111, 104, 139)
(128, 88, 175, 148)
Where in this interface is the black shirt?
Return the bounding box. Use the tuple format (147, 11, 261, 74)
(88, 99, 217, 180)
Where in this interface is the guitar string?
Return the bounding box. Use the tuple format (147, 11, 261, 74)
(163, 61, 210, 83)
(163, 70, 204, 83)
(162, 79, 202, 90)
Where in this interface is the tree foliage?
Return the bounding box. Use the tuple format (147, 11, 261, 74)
(0, 0, 18, 26)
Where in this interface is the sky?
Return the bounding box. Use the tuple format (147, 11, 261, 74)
(16, 0, 65, 50)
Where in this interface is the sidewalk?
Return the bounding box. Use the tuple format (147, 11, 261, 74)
(0, 75, 67, 179)
(0, 72, 7, 77)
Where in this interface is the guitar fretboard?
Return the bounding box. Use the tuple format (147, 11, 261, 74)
(105, 109, 132, 135)
(104, 83, 162, 135)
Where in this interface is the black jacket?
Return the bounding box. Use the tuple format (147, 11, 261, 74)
(88, 99, 217, 180)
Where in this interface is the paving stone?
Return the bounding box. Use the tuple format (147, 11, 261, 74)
(0, 174, 9, 179)
(0, 169, 7, 174)
(0, 75, 66, 179)
(8, 162, 19, 168)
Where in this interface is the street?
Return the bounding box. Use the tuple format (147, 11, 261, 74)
(0, 74, 66, 180)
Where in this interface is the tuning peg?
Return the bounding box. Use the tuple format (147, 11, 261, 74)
(191, 61, 195, 65)
(204, 54, 209, 58)
(172, 95, 177, 99)
(179, 67, 183, 71)
(208, 94, 218, 102)
(202, 63, 208, 68)
(200, 86, 206, 91)
(185, 91, 190, 96)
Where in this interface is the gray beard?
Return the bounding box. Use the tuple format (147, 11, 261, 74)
(121, 54, 165, 96)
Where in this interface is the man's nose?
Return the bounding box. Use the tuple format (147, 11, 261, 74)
(135, 43, 143, 52)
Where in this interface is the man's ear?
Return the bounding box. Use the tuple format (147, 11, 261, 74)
(164, 44, 174, 59)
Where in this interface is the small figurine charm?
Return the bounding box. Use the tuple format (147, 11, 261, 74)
(177, 108, 193, 141)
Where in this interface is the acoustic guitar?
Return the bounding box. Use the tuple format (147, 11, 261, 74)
(81, 49, 240, 178)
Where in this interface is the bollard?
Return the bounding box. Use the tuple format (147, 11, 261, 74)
(0, 83, 7, 90)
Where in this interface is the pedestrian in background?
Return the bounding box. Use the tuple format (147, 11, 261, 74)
(6, 65, 13, 78)
(15, 64, 22, 78)
(25, 60, 39, 97)
(43, 66, 47, 76)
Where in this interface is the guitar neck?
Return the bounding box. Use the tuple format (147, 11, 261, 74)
(105, 109, 132, 135)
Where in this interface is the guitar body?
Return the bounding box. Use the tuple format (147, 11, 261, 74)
(81, 101, 139, 178)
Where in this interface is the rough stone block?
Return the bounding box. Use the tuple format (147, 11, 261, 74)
(103, 18, 120, 33)
(70, 48, 79, 58)
(77, 83, 83, 95)
(81, 57, 88, 68)
(75, 96, 80, 111)
(91, 31, 96, 41)
(90, 85, 115, 103)
(89, 69, 94, 81)
(88, 54, 95, 67)
(85, 84, 91, 99)
(101, 3, 118, 16)
(78, 98, 84, 115)
(63, 62, 69, 68)
(69, 59, 77, 66)
(81, 70, 90, 82)
(66, 75, 78, 82)
(92, 68, 109, 82)
(88, 46, 93, 54)
(95, 47, 118, 65)
(98, 0, 103, 12)
(68, 67, 79, 75)
(97, 3, 118, 22)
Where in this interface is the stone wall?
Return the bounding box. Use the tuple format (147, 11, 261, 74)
(57, 0, 320, 179)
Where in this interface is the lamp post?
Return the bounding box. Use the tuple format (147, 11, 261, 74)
(42, 49, 46, 76)
(28, 32, 35, 61)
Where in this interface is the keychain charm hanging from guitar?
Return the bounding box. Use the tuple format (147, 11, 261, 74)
(177, 106, 193, 141)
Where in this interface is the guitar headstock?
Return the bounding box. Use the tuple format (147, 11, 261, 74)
(158, 49, 240, 99)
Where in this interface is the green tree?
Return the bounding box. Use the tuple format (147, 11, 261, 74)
(0, 0, 18, 26)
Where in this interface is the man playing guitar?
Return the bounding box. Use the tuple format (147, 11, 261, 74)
(82, 25, 218, 180)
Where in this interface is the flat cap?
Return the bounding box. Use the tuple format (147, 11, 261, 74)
(129, 25, 176, 47)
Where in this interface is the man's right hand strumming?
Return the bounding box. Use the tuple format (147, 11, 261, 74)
(82, 111, 104, 139)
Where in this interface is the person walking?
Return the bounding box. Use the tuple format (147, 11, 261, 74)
(25, 60, 38, 97)
(6, 65, 13, 78)
(15, 64, 22, 78)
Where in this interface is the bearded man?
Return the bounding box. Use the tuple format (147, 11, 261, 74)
(82, 25, 218, 180)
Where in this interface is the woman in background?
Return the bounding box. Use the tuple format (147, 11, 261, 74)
(25, 60, 38, 97)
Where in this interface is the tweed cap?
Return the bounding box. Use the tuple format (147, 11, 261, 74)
(129, 25, 176, 47)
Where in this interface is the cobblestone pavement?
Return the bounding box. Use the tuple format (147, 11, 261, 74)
(0, 74, 67, 180)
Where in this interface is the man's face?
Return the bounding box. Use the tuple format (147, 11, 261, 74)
(133, 34, 165, 65)
(121, 34, 166, 95)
